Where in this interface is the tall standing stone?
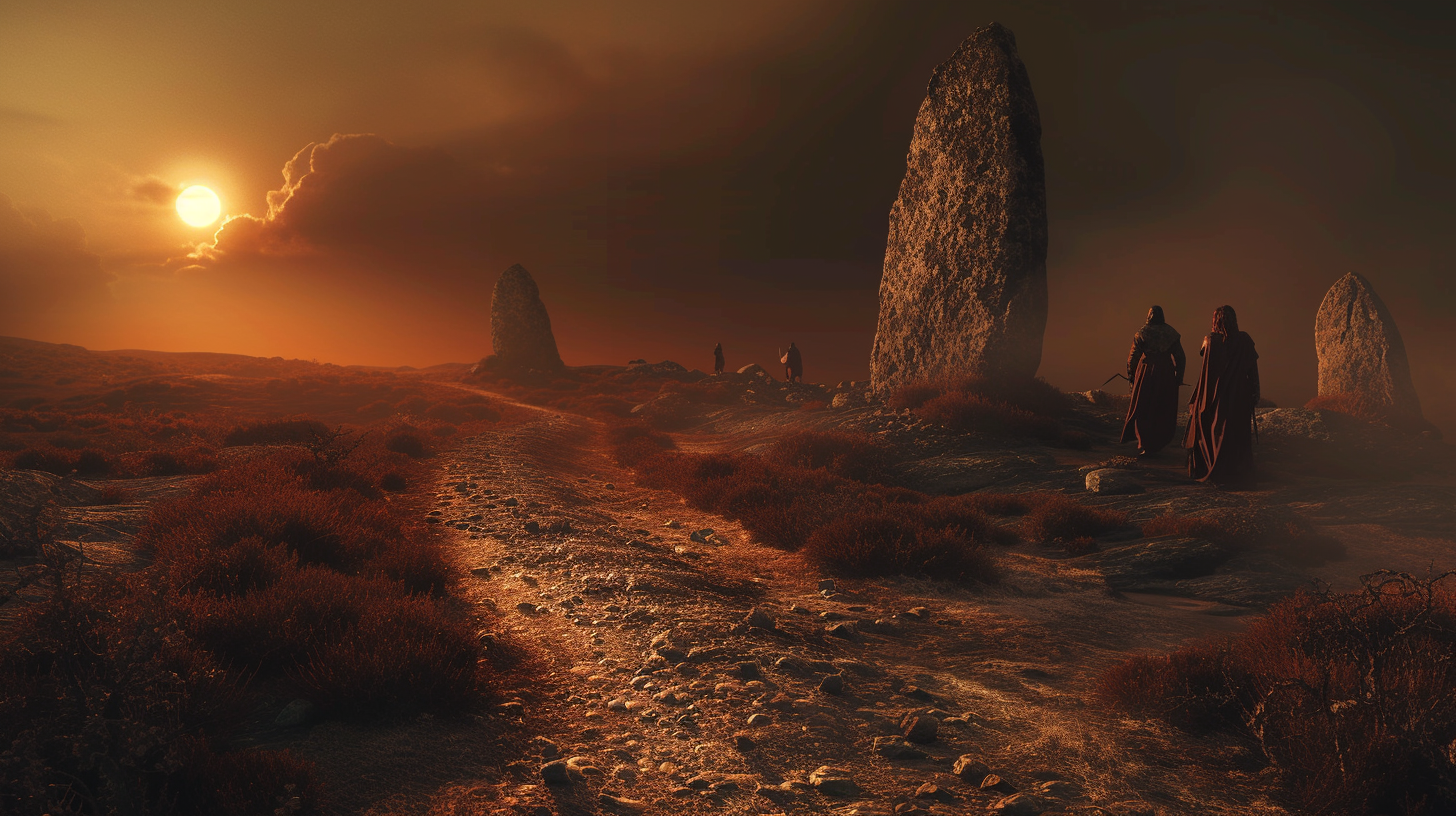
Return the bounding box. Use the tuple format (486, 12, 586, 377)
(1314, 271, 1422, 420)
(486, 264, 564, 372)
(871, 22, 1047, 392)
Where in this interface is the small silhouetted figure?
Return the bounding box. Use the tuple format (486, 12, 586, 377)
(1186, 305, 1261, 488)
(780, 342, 803, 383)
(713, 343, 725, 375)
(1120, 306, 1186, 456)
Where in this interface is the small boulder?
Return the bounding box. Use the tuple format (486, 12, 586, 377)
(902, 713, 940, 744)
(987, 793, 1047, 815)
(808, 766, 860, 797)
(541, 760, 570, 784)
(1084, 468, 1142, 495)
(953, 755, 991, 781)
(744, 607, 777, 630)
(818, 673, 845, 695)
(872, 736, 927, 760)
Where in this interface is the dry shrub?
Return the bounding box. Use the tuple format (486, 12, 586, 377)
(1020, 493, 1128, 545)
(222, 417, 330, 447)
(1099, 571, 1456, 815)
(803, 513, 999, 582)
(610, 422, 1007, 581)
(891, 376, 1086, 448)
(11, 444, 114, 476)
(0, 546, 316, 815)
(767, 430, 894, 484)
(384, 426, 431, 458)
(130, 448, 479, 718)
(294, 594, 481, 717)
(1142, 505, 1345, 566)
(136, 444, 219, 476)
(604, 422, 676, 467)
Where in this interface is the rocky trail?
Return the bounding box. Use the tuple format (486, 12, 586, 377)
(324, 396, 1316, 816)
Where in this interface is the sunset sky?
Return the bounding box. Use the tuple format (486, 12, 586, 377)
(1, 1, 1452, 432)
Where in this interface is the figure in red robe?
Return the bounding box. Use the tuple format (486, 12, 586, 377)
(1120, 305, 1186, 456)
(713, 343, 725, 375)
(1185, 305, 1260, 488)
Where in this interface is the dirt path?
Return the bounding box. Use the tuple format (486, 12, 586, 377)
(324, 398, 1295, 816)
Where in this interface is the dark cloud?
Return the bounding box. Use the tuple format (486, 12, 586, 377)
(190, 134, 493, 267)
(129, 176, 179, 206)
(0, 194, 112, 329)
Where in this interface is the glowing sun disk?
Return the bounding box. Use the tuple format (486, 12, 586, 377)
(176, 185, 221, 227)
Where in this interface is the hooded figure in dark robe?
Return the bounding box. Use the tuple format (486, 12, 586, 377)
(781, 342, 803, 383)
(1185, 305, 1260, 487)
(1120, 306, 1186, 456)
(713, 343, 725, 375)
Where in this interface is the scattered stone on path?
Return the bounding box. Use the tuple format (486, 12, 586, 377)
(808, 766, 861, 797)
(988, 793, 1047, 815)
(746, 713, 771, 727)
(873, 736, 927, 760)
(871, 22, 1048, 392)
(496, 701, 525, 716)
(818, 579, 837, 592)
(689, 528, 716, 543)
(953, 755, 991, 781)
(598, 793, 646, 813)
(733, 734, 757, 752)
(484, 264, 564, 373)
(744, 607, 777, 630)
(826, 622, 856, 639)
(902, 713, 939, 744)
(515, 602, 540, 615)
(738, 661, 762, 680)
(818, 673, 845, 695)
(1315, 271, 1425, 423)
(531, 736, 560, 758)
(1084, 468, 1142, 495)
(981, 774, 1017, 794)
(540, 760, 569, 784)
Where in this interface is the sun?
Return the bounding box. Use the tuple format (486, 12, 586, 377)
(175, 185, 221, 227)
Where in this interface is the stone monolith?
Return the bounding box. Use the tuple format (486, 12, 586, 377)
(1314, 271, 1421, 420)
(870, 22, 1047, 392)
(486, 264, 563, 372)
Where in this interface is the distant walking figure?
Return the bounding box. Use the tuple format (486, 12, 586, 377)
(1186, 305, 1260, 488)
(780, 342, 803, 383)
(713, 343, 725, 375)
(1120, 306, 1186, 456)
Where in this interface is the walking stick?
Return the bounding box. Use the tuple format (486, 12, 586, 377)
(1101, 372, 1131, 387)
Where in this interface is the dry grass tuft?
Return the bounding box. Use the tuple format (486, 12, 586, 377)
(1099, 571, 1456, 815)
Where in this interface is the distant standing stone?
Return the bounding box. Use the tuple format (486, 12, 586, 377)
(871, 22, 1048, 392)
(485, 264, 564, 372)
(1314, 272, 1424, 422)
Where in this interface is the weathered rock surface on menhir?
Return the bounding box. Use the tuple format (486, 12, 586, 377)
(1315, 272, 1422, 420)
(870, 22, 1048, 393)
(484, 264, 563, 372)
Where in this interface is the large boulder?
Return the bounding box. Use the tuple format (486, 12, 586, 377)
(1314, 272, 1422, 422)
(870, 23, 1047, 393)
(485, 264, 563, 372)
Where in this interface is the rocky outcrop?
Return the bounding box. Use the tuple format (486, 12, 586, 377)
(485, 264, 563, 372)
(871, 22, 1048, 393)
(1314, 272, 1422, 421)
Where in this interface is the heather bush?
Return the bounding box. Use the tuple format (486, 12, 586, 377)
(1142, 505, 1345, 566)
(890, 376, 1087, 448)
(804, 513, 999, 582)
(610, 421, 1008, 580)
(1020, 493, 1128, 545)
(384, 427, 431, 458)
(1099, 571, 1456, 815)
(0, 542, 316, 815)
(222, 417, 330, 447)
(767, 430, 894, 484)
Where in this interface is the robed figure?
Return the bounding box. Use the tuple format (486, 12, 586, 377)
(713, 343, 725, 375)
(780, 343, 803, 383)
(1185, 305, 1260, 487)
(1120, 306, 1186, 456)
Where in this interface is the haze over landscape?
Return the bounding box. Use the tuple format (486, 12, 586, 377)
(1, 0, 1451, 434)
